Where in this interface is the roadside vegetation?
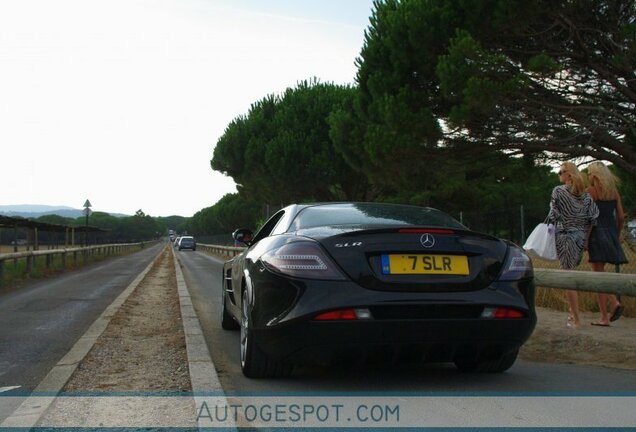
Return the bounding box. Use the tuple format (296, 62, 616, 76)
(0, 210, 187, 246)
(0, 210, 180, 289)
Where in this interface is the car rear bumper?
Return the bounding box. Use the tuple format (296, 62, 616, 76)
(254, 316, 535, 366)
(244, 269, 536, 366)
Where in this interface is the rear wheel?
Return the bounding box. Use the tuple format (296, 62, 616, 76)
(454, 349, 519, 373)
(240, 290, 291, 378)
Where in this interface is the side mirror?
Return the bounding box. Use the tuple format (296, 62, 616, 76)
(232, 228, 253, 246)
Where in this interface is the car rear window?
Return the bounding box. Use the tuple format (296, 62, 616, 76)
(290, 203, 465, 230)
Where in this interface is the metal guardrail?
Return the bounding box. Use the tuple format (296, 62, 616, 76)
(0, 241, 158, 283)
(197, 243, 244, 258)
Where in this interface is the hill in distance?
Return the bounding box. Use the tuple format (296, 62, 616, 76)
(0, 205, 128, 219)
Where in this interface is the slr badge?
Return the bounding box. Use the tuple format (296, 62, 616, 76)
(335, 242, 362, 248)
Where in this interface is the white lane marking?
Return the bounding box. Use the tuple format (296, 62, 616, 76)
(0, 386, 21, 393)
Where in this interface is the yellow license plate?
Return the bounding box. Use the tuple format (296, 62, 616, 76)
(381, 254, 469, 275)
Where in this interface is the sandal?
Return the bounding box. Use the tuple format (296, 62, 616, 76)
(591, 321, 610, 327)
(610, 305, 624, 322)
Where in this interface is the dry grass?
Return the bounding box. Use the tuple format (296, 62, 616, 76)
(0, 245, 23, 253)
(535, 287, 634, 318)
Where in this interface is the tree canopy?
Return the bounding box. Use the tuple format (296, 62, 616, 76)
(211, 79, 370, 204)
(185, 193, 263, 236)
(347, 0, 635, 176)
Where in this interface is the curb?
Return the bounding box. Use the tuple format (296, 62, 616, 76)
(171, 247, 236, 430)
(172, 247, 224, 391)
(1, 244, 164, 428)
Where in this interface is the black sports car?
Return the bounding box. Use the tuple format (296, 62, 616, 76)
(221, 202, 536, 378)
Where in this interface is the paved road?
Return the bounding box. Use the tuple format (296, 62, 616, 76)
(0, 242, 164, 392)
(178, 249, 636, 393)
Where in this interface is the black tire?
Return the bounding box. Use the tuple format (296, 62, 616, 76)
(221, 293, 240, 330)
(454, 349, 519, 373)
(240, 290, 292, 378)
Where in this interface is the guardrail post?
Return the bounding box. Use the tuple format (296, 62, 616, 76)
(62, 251, 66, 269)
(73, 250, 78, 266)
(46, 254, 51, 270)
(0, 258, 4, 284)
(26, 254, 33, 274)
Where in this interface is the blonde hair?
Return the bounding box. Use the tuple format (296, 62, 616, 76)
(587, 161, 620, 200)
(560, 161, 587, 196)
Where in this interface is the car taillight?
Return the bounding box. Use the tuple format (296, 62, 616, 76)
(261, 241, 347, 280)
(313, 308, 372, 321)
(498, 243, 533, 281)
(481, 307, 526, 319)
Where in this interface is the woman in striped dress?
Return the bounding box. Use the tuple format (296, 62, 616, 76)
(548, 162, 599, 328)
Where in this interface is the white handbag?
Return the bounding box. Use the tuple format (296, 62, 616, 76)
(523, 222, 558, 261)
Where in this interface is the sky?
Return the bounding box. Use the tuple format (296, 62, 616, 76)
(0, 0, 375, 217)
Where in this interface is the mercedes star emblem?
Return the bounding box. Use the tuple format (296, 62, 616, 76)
(420, 233, 435, 248)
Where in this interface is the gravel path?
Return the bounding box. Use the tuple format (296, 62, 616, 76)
(521, 306, 636, 371)
(62, 246, 191, 392)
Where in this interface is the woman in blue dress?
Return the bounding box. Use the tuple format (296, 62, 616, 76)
(586, 162, 627, 326)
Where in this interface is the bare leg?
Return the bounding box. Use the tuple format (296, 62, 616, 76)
(595, 294, 611, 325)
(566, 289, 580, 328)
(591, 262, 610, 325)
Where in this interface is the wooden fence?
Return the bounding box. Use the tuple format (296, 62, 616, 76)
(534, 268, 636, 297)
